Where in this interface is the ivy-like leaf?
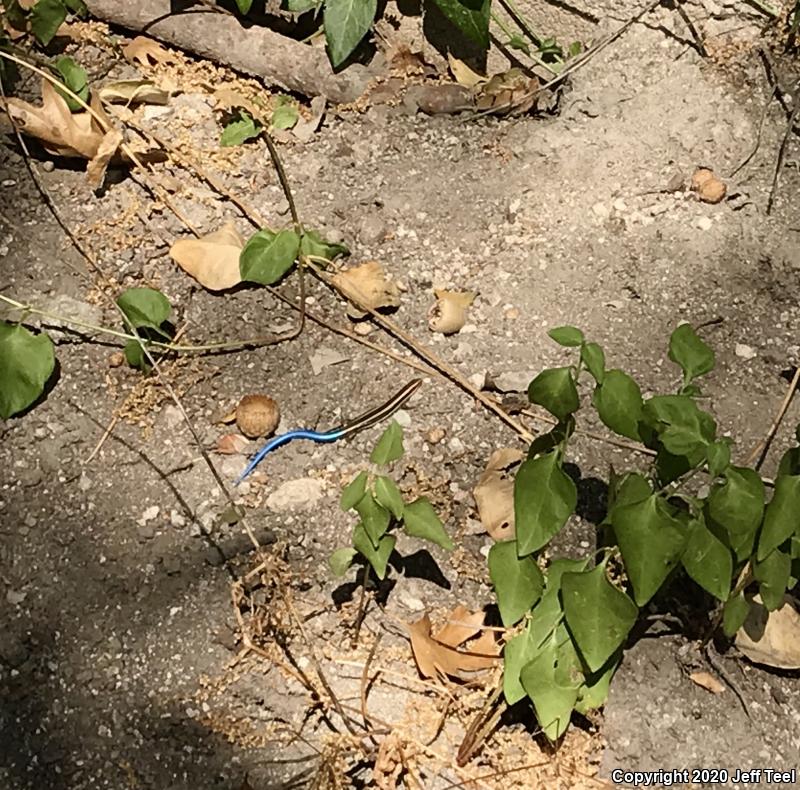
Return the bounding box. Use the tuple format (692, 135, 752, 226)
(30, 0, 67, 45)
(753, 547, 791, 611)
(272, 102, 299, 130)
(354, 491, 390, 547)
(489, 540, 544, 627)
(353, 524, 395, 580)
(722, 592, 750, 637)
(605, 472, 651, 523)
(116, 287, 171, 335)
(239, 229, 300, 285)
(777, 445, 800, 477)
(370, 419, 404, 465)
(574, 649, 620, 714)
(668, 323, 715, 384)
(514, 451, 577, 556)
(592, 369, 643, 440)
(520, 628, 583, 742)
(611, 495, 687, 606)
(123, 339, 150, 372)
(54, 56, 88, 111)
(528, 367, 579, 422)
(300, 229, 350, 262)
(323, 0, 378, 68)
(284, 0, 319, 10)
(329, 546, 357, 576)
(706, 467, 765, 561)
(757, 475, 800, 561)
(234, 0, 253, 13)
(641, 395, 716, 458)
(705, 440, 731, 478)
(429, 0, 491, 48)
(548, 325, 584, 347)
(374, 475, 404, 519)
(580, 341, 605, 384)
(681, 517, 732, 602)
(561, 561, 638, 673)
(340, 470, 368, 511)
(402, 497, 453, 550)
(220, 111, 262, 147)
(0, 322, 55, 418)
(503, 622, 538, 705)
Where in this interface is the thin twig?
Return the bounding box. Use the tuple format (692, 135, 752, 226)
(767, 78, 800, 215)
(727, 85, 776, 178)
(745, 364, 800, 469)
(674, 0, 708, 57)
(359, 633, 381, 731)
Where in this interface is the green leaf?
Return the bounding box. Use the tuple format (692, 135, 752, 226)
(63, 0, 87, 12)
(239, 229, 300, 285)
(592, 369, 643, 441)
(329, 546, 357, 576)
(54, 56, 88, 111)
(323, 0, 377, 68)
(574, 650, 620, 714)
(429, 0, 491, 49)
(722, 593, 750, 637)
(489, 540, 544, 627)
(528, 367, 579, 422)
(605, 472, 651, 522)
(506, 33, 531, 55)
(370, 419, 404, 465)
(758, 475, 800, 561)
(668, 323, 715, 384)
(706, 466, 765, 561)
(706, 440, 731, 478)
(300, 229, 349, 262)
(402, 497, 453, 550)
(353, 524, 395, 580)
(284, 0, 320, 10)
(548, 326, 584, 347)
(123, 339, 150, 372)
(527, 417, 574, 460)
(340, 470, 368, 511)
(503, 623, 538, 704)
(374, 475, 404, 520)
(220, 111, 262, 147)
(567, 40, 583, 58)
(561, 561, 638, 673)
(234, 0, 253, 12)
(520, 629, 582, 741)
(116, 287, 171, 333)
(0, 322, 55, 418)
(514, 451, 577, 556)
(30, 0, 67, 45)
(271, 102, 299, 130)
(681, 517, 732, 601)
(611, 495, 687, 606)
(580, 342, 605, 384)
(777, 445, 800, 477)
(754, 547, 791, 611)
(354, 492, 390, 547)
(641, 395, 716, 458)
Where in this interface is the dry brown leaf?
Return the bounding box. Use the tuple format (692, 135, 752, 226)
(216, 433, 251, 455)
(691, 167, 727, 204)
(689, 671, 725, 694)
(332, 261, 401, 318)
(86, 127, 124, 189)
(447, 53, 486, 88)
(406, 607, 499, 680)
(735, 595, 800, 670)
(170, 221, 244, 291)
(212, 87, 263, 119)
(473, 448, 524, 541)
(98, 80, 170, 106)
(123, 36, 178, 67)
(475, 68, 539, 116)
(428, 289, 476, 335)
(435, 604, 485, 647)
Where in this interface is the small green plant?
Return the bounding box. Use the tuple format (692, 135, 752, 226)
(493, 324, 800, 741)
(331, 420, 453, 581)
(2, 0, 86, 46)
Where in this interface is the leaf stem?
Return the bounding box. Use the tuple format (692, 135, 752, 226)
(489, 11, 561, 75)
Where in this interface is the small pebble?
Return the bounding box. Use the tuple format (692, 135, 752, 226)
(696, 216, 713, 231)
(735, 343, 757, 360)
(426, 427, 446, 444)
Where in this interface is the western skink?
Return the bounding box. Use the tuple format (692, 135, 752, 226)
(236, 378, 423, 484)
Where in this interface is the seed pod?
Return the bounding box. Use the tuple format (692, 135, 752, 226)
(235, 394, 280, 439)
(691, 167, 726, 204)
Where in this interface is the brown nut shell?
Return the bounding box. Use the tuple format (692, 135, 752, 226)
(235, 394, 280, 439)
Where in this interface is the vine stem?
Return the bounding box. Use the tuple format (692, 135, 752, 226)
(0, 293, 297, 353)
(489, 11, 560, 75)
